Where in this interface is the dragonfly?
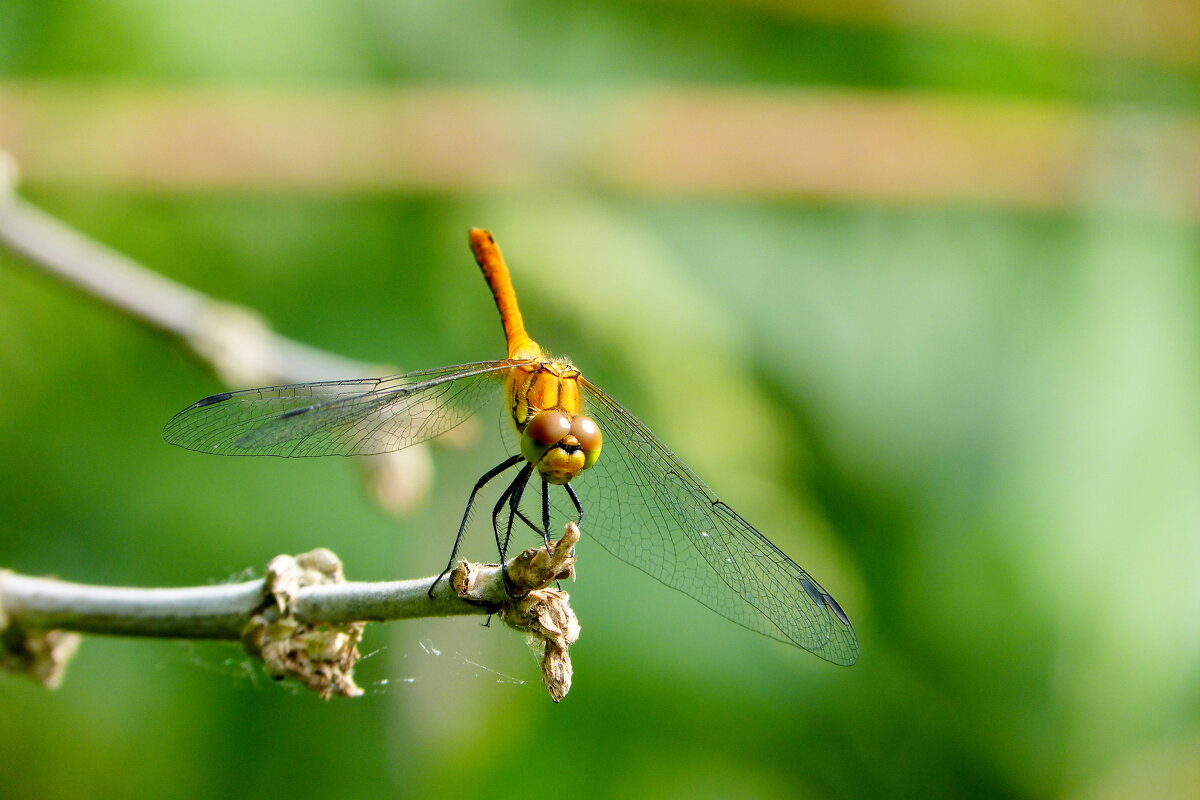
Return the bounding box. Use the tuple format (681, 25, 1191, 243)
(163, 229, 859, 665)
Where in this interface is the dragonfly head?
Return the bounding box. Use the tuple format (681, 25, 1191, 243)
(520, 410, 603, 485)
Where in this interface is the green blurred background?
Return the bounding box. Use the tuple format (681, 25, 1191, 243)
(2, 1, 1200, 798)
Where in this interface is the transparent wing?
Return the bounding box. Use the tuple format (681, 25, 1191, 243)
(575, 376, 859, 665)
(163, 360, 522, 458)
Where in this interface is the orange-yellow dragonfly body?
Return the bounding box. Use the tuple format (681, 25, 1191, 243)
(164, 229, 859, 665)
(473, 230, 601, 486)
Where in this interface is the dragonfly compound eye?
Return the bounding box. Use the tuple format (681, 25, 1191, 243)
(571, 414, 603, 469)
(521, 410, 571, 464)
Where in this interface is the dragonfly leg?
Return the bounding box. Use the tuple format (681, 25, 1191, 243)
(504, 465, 540, 555)
(543, 476, 567, 590)
(492, 464, 533, 595)
(429, 453, 523, 598)
(496, 460, 535, 561)
(512, 506, 544, 538)
(563, 483, 584, 557)
(565, 483, 584, 526)
(540, 475, 552, 549)
(495, 475, 548, 543)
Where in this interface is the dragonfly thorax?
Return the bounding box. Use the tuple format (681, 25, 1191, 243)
(520, 409, 602, 485)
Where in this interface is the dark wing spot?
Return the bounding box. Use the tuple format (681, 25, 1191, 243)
(799, 575, 826, 609)
(193, 392, 233, 408)
(800, 575, 853, 628)
(823, 593, 853, 628)
(277, 407, 311, 420)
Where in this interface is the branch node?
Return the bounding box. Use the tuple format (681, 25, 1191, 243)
(0, 150, 19, 199)
(187, 302, 284, 388)
(0, 569, 82, 689)
(450, 562, 503, 612)
(242, 549, 364, 700)
(486, 523, 582, 702)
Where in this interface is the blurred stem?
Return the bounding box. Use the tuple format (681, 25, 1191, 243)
(0, 191, 382, 385)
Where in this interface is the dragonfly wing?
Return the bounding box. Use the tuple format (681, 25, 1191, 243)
(163, 360, 519, 457)
(576, 377, 859, 665)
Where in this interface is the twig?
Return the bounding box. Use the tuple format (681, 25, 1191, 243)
(0, 525, 582, 701)
(0, 566, 488, 640)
